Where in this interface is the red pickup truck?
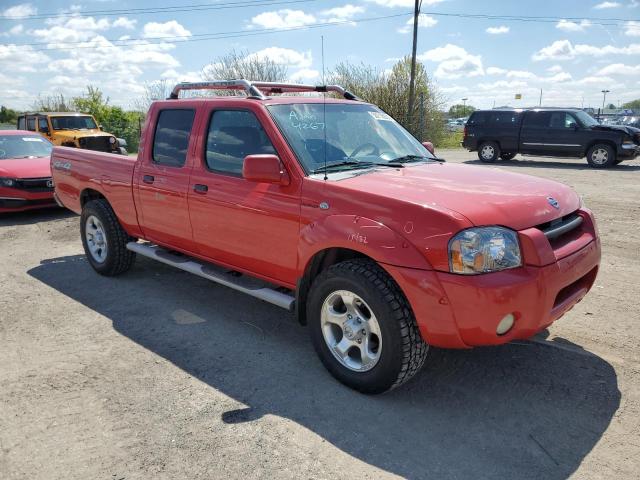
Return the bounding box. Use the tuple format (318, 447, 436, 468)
(52, 80, 601, 393)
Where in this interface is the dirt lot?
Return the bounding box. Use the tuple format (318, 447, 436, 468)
(1, 150, 639, 480)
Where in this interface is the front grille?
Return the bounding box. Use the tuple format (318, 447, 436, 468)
(14, 177, 54, 193)
(79, 136, 112, 152)
(536, 211, 585, 251)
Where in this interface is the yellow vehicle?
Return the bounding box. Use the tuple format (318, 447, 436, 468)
(16, 112, 127, 155)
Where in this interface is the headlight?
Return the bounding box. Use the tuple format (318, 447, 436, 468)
(109, 136, 116, 144)
(449, 227, 522, 274)
(0, 177, 16, 187)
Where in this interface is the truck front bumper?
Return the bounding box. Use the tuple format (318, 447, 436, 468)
(383, 216, 601, 349)
(619, 143, 640, 160)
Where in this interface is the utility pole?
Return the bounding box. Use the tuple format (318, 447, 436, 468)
(407, 0, 422, 126)
(461, 97, 468, 117)
(601, 89, 610, 121)
(539, 88, 543, 107)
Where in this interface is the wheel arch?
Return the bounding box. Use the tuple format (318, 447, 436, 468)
(80, 188, 108, 208)
(585, 139, 617, 157)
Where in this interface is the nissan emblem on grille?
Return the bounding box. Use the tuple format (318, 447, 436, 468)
(547, 196, 560, 209)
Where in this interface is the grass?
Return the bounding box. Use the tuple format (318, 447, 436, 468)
(435, 131, 464, 149)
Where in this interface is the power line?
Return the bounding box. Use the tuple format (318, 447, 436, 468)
(0, 0, 319, 21)
(13, 13, 412, 52)
(421, 11, 639, 25)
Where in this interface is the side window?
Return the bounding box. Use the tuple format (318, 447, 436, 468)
(549, 112, 575, 129)
(152, 109, 195, 167)
(491, 111, 518, 126)
(205, 110, 276, 176)
(17, 117, 25, 130)
(467, 112, 488, 126)
(26, 117, 36, 131)
(523, 111, 550, 128)
(38, 118, 49, 132)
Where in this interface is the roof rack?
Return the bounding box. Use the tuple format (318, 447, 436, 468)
(168, 80, 360, 101)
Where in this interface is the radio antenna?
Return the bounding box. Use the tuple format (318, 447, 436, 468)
(322, 35, 328, 181)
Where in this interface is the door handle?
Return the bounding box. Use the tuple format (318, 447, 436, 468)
(143, 175, 155, 184)
(193, 184, 208, 194)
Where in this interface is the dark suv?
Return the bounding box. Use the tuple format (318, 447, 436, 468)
(462, 108, 640, 168)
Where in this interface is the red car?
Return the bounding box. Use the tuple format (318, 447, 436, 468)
(0, 130, 56, 213)
(51, 81, 601, 394)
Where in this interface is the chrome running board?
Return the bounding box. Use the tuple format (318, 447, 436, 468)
(126, 242, 295, 311)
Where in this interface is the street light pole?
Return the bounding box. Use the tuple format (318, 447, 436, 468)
(462, 97, 468, 117)
(601, 89, 610, 121)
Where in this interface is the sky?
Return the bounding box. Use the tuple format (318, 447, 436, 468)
(1, 0, 639, 111)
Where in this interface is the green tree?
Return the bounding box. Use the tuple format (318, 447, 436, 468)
(329, 57, 446, 145)
(0, 106, 18, 124)
(73, 86, 109, 120)
(607, 103, 616, 110)
(622, 99, 640, 110)
(449, 104, 476, 118)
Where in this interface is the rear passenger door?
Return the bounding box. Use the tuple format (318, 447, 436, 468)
(135, 108, 198, 251)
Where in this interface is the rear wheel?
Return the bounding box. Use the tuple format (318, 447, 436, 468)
(586, 144, 616, 168)
(80, 199, 136, 276)
(500, 152, 516, 161)
(307, 259, 428, 394)
(478, 141, 500, 162)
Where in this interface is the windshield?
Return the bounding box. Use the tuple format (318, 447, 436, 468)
(267, 103, 434, 173)
(574, 111, 599, 127)
(0, 135, 53, 159)
(50, 115, 98, 130)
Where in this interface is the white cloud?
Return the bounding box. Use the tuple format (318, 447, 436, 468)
(533, 40, 640, 60)
(556, 19, 592, 32)
(2, 3, 36, 19)
(1, 24, 24, 36)
(547, 64, 564, 73)
(290, 68, 320, 82)
(0, 43, 50, 72)
(113, 17, 137, 30)
(31, 15, 114, 45)
(625, 21, 640, 36)
(398, 14, 437, 34)
(247, 47, 313, 69)
(594, 1, 621, 8)
(143, 20, 191, 39)
(366, 0, 443, 7)
(322, 4, 364, 23)
(419, 44, 484, 78)
(250, 9, 316, 29)
(486, 66, 507, 75)
(486, 26, 509, 34)
(599, 63, 640, 75)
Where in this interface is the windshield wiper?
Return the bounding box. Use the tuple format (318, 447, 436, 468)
(312, 160, 374, 174)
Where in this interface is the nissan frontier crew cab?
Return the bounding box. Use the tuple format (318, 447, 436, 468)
(51, 81, 601, 394)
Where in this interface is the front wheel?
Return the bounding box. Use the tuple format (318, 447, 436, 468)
(478, 141, 501, 162)
(80, 199, 136, 276)
(307, 259, 428, 394)
(586, 144, 616, 168)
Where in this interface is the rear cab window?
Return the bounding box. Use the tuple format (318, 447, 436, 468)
(152, 109, 196, 167)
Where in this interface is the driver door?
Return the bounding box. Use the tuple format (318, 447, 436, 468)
(188, 107, 302, 286)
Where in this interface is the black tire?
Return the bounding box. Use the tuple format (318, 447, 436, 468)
(307, 259, 428, 394)
(80, 199, 136, 276)
(586, 143, 616, 168)
(500, 152, 516, 161)
(478, 141, 501, 162)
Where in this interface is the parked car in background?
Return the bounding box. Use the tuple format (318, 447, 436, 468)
(16, 112, 127, 155)
(0, 130, 56, 213)
(462, 108, 640, 168)
(51, 80, 601, 394)
(447, 117, 467, 132)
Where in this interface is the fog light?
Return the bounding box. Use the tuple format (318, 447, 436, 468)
(496, 313, 515, 336)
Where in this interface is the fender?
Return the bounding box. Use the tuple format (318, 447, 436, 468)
(298, 214, 433, 272)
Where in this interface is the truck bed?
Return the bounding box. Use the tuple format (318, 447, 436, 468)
(51, 147, 141, 235)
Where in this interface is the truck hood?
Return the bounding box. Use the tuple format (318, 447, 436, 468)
(0, 156, 52, 179)
(590, 124, 640, 136)
(338, 163, 580, 231)
(54, 130, 112, 139)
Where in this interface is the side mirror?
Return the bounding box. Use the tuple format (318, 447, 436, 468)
(243, 154, 289, 185)
(41, 127, 50, 135)
(422, 141, 435, 155)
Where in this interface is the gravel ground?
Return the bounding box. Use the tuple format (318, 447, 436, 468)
(1, 150, 638, 479)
